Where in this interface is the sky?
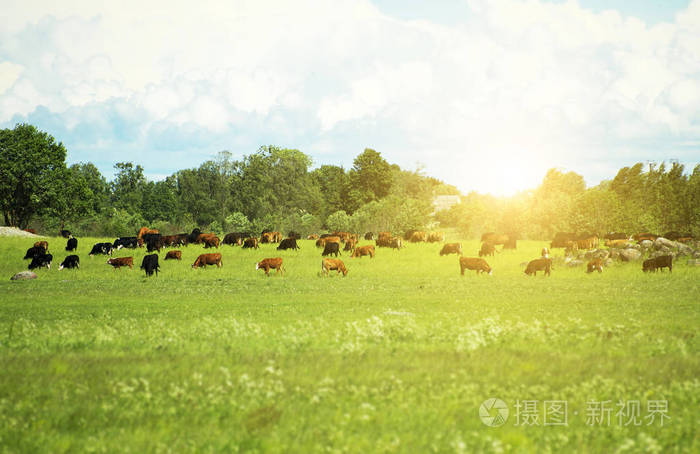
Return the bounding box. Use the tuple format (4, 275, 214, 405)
(1, 0, 699, 196)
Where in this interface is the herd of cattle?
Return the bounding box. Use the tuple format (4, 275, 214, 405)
(16, 227, 696, 278)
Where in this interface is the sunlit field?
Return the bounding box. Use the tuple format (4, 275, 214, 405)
(1, 236, 698, 452)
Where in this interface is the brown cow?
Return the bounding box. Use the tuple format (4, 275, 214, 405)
(410, 231, 427, 243)
(192, 253, 222, 269)
(256, 257, 284, 276)
(427, 232, 444, 243)
(33, 241, 48, 252)
(322, 258, 348, 276)
(164, 250, 182, 260)
(137, 227, 159, 240)
(317, 236, 340, 248)
(343, 238, 357, 252)
(459, 257, 492, 275)
(107, 257, 133, 270)
(634, 232, 659, 242)
(203, 236, 220, 249)
(541, 247, 550, 258)
(351, 245, 375, 258)
(242, 237, 259, 249)
(440, 243, 462, 256)
(524, 258, 552, 276)
(479, 242, 496, 257)
(195, 233, 217, 245)
(587, 258, 603, 273)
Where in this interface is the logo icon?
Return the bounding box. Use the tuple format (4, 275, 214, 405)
(479, 398, 509, 427)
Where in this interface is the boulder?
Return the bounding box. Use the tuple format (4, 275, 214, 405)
(676, 244, 693, 257)
(640, 240, 653, 249)
(693, 251, 700, 259)
(650, 250, 676, 259)
(604, 258, 614, 267)
(619, 248, 642, 262)
(654, 237, 675, 250)
(10, 271, 37, 281)
(567, 259, 584, 267)
(585, 249, 610, 260)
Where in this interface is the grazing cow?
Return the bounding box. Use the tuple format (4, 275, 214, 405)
(277, 238, 300, 250)
(203, 236, 220, 249)
(343, 238, 357, 252)
(604, 232, 629, 240)
(573, 236, 598, 250)
(60, 229, 72, 238)
(114, 237, 139, 249)
(364, 232, 373, 240)
(256, 257, 285, 276)
(322, 242, 340, 257)
(89, 242, 114, 256)
(307, 234, 319, 240)
(587, 258, 604, 273)
(59, 255, 79, 270)
(427, 232, 444, 243)
(479, 242, 496, 257)
(141, 254, 160, 276)
(192, 253, 222, 269)
(164, 250, 182, 260)
(107, 257, 133, 270)
(242, 238, 259, 249)
(146, 237, 162, 253)
(550, 232, 577, 248)
(541, 247, 550, 258)
(322, 258, 348, 276)
(160, 235, 184, 247)
(524, 258, 552, 276)
(316, 236, 340, 248)
(643, 255, 673, 273)
(633, 232, 659, 242)
(351, 245, 375, 258)
(28, 253, 53, 270)
(24, 246, 45, 260)
(459, 257, 492, 275)
(440, 243, 462, 256)
(223, 232, 244, 246)
(260, 232, 278, 243)
(287, 231, 301, 240)
(187, 228, 202, 244)
(503, 237, 517, 249)
(65, 237, 78, 252)
(137, 227, 159, 240)
(34, 241, 48, 252)
(410, 231, 427, 243)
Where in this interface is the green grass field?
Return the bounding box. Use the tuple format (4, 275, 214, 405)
(1, 236, 698, 453)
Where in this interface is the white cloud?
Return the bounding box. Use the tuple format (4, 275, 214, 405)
(0, 0, 699, 194)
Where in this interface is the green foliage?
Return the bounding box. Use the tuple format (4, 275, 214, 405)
(348, 148, 393, 207)
(325, 210, 350, 232)
(0, 123, 68, 228)
(225, 212, 251, 233)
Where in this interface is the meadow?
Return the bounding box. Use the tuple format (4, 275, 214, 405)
(0, 235, 698, 453)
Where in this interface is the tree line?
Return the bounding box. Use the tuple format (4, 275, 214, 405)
(1, 123, 698, 239)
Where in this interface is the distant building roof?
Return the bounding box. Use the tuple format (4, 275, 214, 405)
(432, 195, 461, 212)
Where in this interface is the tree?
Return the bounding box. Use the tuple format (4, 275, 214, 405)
(110, 162, 146, 213)
(0, 124, 68, 228)
(348, 148, 393, 206)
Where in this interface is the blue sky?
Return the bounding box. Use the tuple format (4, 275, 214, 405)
(1, 0, 699, 195)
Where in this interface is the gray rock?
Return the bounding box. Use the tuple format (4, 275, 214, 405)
(10, 271, 37, 281)
(676, 244, 693, 256)
(567, 259, 584, 267)
(654, 237, 675, 250)
(609, 249, 620, 259)
(619, 248, 642, 262)
(693, 251, 700, 259)
(640, 240, 653, 249)
(650, 251, 675, 259)
(687, 259, 700, 267)
(604, 258, 614, 267)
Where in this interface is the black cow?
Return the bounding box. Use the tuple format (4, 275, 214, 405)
(322, 242, 340, 257)
(550, 232, 577, 248)
(59, 255, 80, 270)
(141, 254, 160, 277)
(146, 238, 162, 253)
(287, 231, 301, 240)
(223, 232, 243, 246)
(24, 246, 45, 260)
(114, 237, 139, 249)
(186, 228, 201, 244)
(65, 237, 78, 252)
(28, 253, 53, 270)
(277, 238, 300, 250)
(60, 229, 72, 238)
(643, 255, 673, 273)
(364, 232, 373, 240)
(89, 242, 114, 256)
(242, 238, 258, 249)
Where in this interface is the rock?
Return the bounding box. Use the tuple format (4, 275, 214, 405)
(567, 259, 584, 267)
(676, 244, 693, 257)
(640, 240, 653, 249)
(650, 250, 675, 259)
(585, 249, 610, 260)
(693, 251, 700, 259)
(10, 271, 37, 280)
(619, 248, 642, 262)
(609, 249, 620, 259)
(654, 237, 675, 250)
(604, 258, 614, 267)
(687, 259, 700, 267)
